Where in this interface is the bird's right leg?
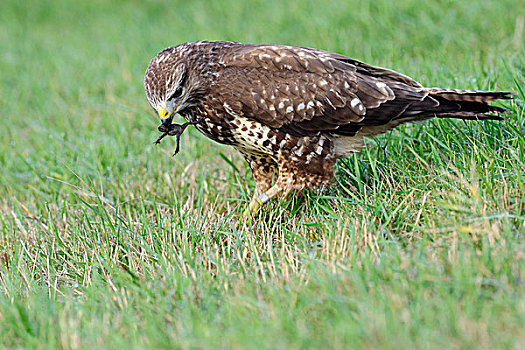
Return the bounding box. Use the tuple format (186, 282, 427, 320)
(236, 152, 278, 227)
(236, 184, 283, 227)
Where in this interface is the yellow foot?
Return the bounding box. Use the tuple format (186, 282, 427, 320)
(235, 184, 283, 228)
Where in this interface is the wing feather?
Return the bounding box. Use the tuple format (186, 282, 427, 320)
(214, 43, 427, 133)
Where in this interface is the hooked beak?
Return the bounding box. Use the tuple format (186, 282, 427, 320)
(157, 100, 183, 125)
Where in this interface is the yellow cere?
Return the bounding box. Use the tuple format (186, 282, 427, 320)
(157, 109, 170, 119)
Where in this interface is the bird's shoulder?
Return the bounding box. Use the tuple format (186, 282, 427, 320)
(210, 42, 421, 88)
(217, 43, 353, 75)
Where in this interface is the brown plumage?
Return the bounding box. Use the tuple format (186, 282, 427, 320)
(144, 41, 513, 221)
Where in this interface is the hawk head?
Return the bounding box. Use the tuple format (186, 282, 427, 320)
(144, 44, 209, 125)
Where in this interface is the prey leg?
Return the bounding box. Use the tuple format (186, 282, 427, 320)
(171, 120, 195, 156)
(153, 119, 202, 156)
(154, 132, 169, 144)
(235, 184, 283, 228)
(172, 132, 182, 156)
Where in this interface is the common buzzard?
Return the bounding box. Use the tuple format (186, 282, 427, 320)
(144, 41, 512, 223)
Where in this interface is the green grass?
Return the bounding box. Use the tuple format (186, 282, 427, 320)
(1, 0, 524, 348)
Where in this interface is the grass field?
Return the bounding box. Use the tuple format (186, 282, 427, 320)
(1, 0, 524, 348)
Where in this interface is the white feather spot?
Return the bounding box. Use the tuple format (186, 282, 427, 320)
(297, 103, 305, 111)
(306, 152, 315, 164)
(376, 82, 387, 90)
(286, 106, 294, 113)
(223, 102, 239, 117)
(351, 98, 360, 108)
(278, 102, 285, 109)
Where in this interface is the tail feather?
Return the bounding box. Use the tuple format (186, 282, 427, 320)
(330, 86, 514, 140)
(427, 88, 515, 102)
(436, 112, 504, 121)
(405, 88, 515, 121)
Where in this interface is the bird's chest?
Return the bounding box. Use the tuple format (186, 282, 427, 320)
(190, 105, 280, 154)
(225, 116, 282, 156)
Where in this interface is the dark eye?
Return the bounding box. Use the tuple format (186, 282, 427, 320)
(168, 86, 183, 101)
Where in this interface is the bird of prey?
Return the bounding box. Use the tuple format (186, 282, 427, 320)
(144, 41, 512, 222)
